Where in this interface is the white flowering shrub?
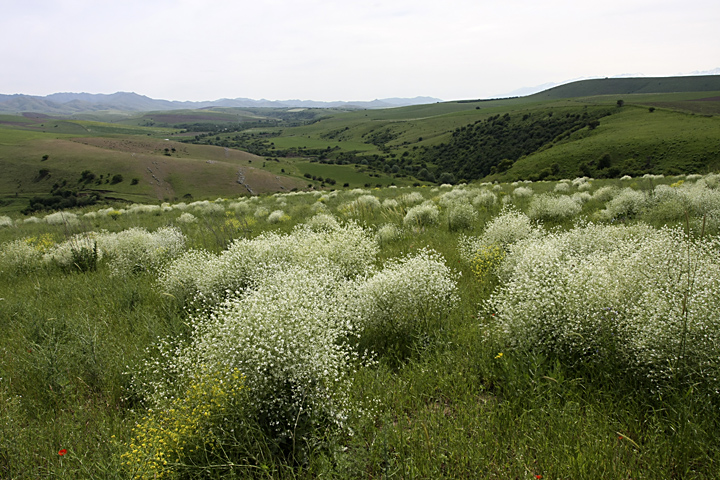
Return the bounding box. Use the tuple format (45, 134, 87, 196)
(304, 213, 340, 232)
(97, 226, 186, 276)
(472, 190, 497, 208)
(577, 182, 592, 192)
(553, 183, 570, 193)
(254, 206, 270, 219)
(310, 201, 329, 214)
(486, 222, 720, 395)
(42, 232, 101, 272)
(0, 216, 13, 228)
(527, 194, 582, 222)
(139, 264, 360, 455)
(572, 192, 592, 204)
(190, 200, 225, 216)
(595, 188, 649, 221)
(0, 239, 44, 274)
(338, 195, 381, 218)
(459, 207, 536, 263)
(399, 191, 425, 205)
(382, 198, 399, 209)
(403, 202, 440, 228)
(438, 188, 475, 208)
(159, 223, 378, 304)
(127, 204, 162, 215)
(376, 223, 403, 245)
(446, 202, 478, 231)
(176, 212, 197, 224)
(44, 211, 79, 226)
(572, 176, 590, 187)
(592, 186, 618, 203)
(347, 248, 459, 356)
(266, 209, 289, 224)
(512, 186, 533, 198)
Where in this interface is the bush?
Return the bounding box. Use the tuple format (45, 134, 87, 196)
(446, 202, 478, 231)
(459, 207, 536, 263)
(139, 265, 361, 461)
(348, 248, 459, 357)
(486, 222, 720, 396)
(527, 194, 582, 222)
(403, 202, 440, 228)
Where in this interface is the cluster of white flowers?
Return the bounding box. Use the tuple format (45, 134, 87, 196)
(595, 188, 649, 221)
(159, 222, 378, 303)
(375, 223, 403, 245)
(459, 207, 536, 263)
(437, 188, 476, 208)
(572, 176, 591, 187)
(0, 239, 43, 274)
(143, 242, 459, 446)
(553, 182, 571, 193)
(42, 232, 102, 270)
(512, 186, 533, 198)
(348, 248, 459, 336)
(0, 216, 13, 228)
(44, 211, 80, 226)
(96, 226, 186, 276)
(304, 213, 340, 232)
(139, 263, 360, 444)
(527, 193, 582, 222)
(338, 194, 382, 218)
(486, 222, 720, 394)
(445, 202, 478, 231)
(592, 186, 618, 203)
(399, 191, 425, 205)
(266, 209, 288, 224)
(472, 190, 497, 208)
(403, 201, 440, 228)
(176, 212, 198, 224)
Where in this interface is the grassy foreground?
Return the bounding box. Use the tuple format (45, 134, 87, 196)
(1, 174, 720, 479)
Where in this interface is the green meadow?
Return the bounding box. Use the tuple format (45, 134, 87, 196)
(2, 174, 720, 478)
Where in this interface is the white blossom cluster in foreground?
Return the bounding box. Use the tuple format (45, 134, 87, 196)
(485, 221, 720, 394)
(142, 219, 459, 442)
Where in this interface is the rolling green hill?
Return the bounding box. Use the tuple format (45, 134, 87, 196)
(530, 75, 720, 100)
(1, 75, 719, 214)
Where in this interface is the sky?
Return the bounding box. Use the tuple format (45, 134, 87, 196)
(1, 0, 719, 102)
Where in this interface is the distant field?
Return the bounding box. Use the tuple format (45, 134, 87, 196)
(2, 83, 719, 214)
(500, 105, 720, 180)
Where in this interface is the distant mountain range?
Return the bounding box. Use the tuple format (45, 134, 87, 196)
(0, 92, 443, 115)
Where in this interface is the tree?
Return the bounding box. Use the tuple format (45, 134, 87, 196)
(617, 99, 625, 107)
(437, 172, 456, 184)
(111, 174, 124, 184)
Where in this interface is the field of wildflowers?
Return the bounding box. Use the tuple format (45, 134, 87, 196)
(1, 173, 720, 478)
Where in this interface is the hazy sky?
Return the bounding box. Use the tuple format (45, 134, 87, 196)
(1, 0, 718, 102)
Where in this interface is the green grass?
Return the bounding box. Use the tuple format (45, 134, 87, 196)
(2, 84, 719, 215)
(2, 179, 720, 477)
(500, 105, 720, 180)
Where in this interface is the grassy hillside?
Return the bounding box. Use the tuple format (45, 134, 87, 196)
(0, 122, 308, 214)
(531, 74, 720, 100)
(183, 90, 719, 184)
(2, 78, 719, 216)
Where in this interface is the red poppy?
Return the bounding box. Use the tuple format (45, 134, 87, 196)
(535, 476, 542, 479)
(58, 449, 67, 456)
